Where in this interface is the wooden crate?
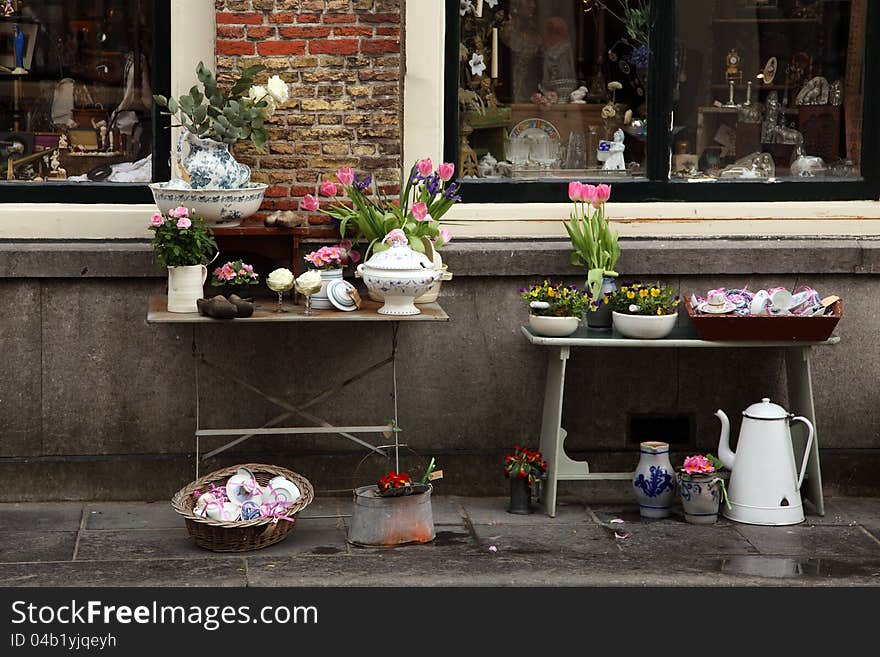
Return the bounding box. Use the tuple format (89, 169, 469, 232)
(686, 300, 842, 342)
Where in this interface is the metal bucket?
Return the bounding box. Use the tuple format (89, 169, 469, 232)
(347, 484, 435, 547)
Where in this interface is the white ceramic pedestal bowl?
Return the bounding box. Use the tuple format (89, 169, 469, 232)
(528, 314, 581, 337)
(612, 311, 677, 339)
(150, 182, 268, 228)
(357, 243, 442, 316)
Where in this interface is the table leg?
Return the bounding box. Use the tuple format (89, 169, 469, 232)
(785, 346, 825, 516)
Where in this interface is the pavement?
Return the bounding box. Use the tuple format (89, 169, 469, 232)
(1, 496, 879, 587)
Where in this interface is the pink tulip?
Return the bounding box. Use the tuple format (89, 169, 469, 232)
(320, 180, 339, 197)
(336, 168, 355, 186)
(568, 181, 583, 202)
(412, 202, 429, 221)
(348, 249, 361, 264)
(300, 194, 319, 212)
(150, 212, 164, 227)
(581, 184, 598, 204)
(176, 217, 192, 230)
(595, 184, 612, 205)
(417, 158, 434, 178)
(439, 228, 452, 245)
(438, 162, 455, 181)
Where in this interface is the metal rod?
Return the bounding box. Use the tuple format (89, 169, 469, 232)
(196, 425, 395, 437)
(392, 322, 400, 473)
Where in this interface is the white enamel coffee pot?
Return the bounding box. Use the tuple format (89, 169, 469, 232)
(715, 398, 813, 526)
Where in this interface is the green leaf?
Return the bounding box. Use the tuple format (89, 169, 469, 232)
(167, 96, 179, 114)
(190, 86, 204, 105)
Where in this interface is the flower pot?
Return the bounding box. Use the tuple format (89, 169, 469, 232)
(508, 476, 533, 514)
(310, 268, 342, 309)
(176, 129, 251, 189)
(612, 311, 677, 339)
(528, 314, 580, 337)
(586, 276, 617, 329)
(347, 484, 435, 546)
(167, 265, 207, 313)
(677, 472, 724, 525)
(633, 441, 677, 518)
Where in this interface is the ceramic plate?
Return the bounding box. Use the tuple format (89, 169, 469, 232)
(327, 279, 358, 312)
(509, 118, 561, 141)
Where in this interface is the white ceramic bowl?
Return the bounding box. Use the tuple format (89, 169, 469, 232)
(149, 182, 268, 228)
(528, 314, 581, 337)
(612, 311, 677, 339)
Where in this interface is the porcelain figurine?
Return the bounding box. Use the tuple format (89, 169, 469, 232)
(13, 23, 27, 73)
(599, 129, 626, 171)
(3, 1, 14, 18)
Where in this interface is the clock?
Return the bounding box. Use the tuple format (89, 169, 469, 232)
(725, 49, 743, 83)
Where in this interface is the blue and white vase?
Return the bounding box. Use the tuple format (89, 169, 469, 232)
(677, 472, 723, 525)
(311, 268, 343, 309)
(633, 441, 676, 518)
(586, 276, 617, 330)
(177, 129, 251, 189)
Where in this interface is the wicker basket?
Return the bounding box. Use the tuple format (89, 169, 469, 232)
(171, 463, 314, 553)
(686, 299, 842, 342)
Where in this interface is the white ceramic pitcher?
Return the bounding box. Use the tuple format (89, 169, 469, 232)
(167, 265, 207, 313)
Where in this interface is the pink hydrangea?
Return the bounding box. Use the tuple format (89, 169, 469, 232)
(682, 455, 716, 475)
(176, 217, 192, 230)
(150, 212, 164, 227)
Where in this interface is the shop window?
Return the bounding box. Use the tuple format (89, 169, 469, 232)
(0, 0, 170, 203)
(445, 0, 879, 203)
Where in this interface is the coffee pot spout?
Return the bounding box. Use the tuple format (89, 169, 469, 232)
(715, 409, 735, 469)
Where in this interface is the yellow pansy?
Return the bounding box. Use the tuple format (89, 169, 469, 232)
(626, 291, 635, 299)
(531, 290, 539, 297)
(603, 296, 609, 304)
(639, 289, 648, 298)
(650, 288, 659, 297)
(657, 308, 663, 315)
(547, 288, 556, 297)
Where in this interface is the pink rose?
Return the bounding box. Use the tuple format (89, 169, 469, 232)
(300, 194, 319, 212)
(594, 184, 611, 206)
(176, 217, 192, 229)
(336, 168, 355, 186)
(438, 162, 455, 181)
(417, 158, 433, 178)
(568, 181, 583, 202)
(150, 212, 164, 227)
(169, 206, 189, 219)
(412, 202, 429, 221)
(320, 180, 339, 197)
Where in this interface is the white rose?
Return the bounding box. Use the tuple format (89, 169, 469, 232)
(248, 84, 276, 118)
(267, 268, 294, 291)
(267, 75, 290, 104)
(294, 269, 323, 296)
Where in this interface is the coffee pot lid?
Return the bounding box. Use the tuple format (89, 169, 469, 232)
(742, 397, 790, 420)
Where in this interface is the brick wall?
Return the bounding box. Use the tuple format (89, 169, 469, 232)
(215, 0, 404, 223)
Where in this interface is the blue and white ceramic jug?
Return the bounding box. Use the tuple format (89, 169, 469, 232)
(177, 129, 250, 189)
(633, 441, 677, 518)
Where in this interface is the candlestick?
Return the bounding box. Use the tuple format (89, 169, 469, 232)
(491, 27, 498, 78)
(476, 0, 483, 18)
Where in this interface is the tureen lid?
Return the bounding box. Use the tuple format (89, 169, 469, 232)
(742, 398, 790, 420)
(363, 235, 433, 271)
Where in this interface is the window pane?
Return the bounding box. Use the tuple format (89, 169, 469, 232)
(672, 0, 865, 182)
(456, 0, 649, 183)
(1, 0, 154, 184)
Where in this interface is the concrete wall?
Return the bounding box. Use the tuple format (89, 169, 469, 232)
(1, 238, 878, 501)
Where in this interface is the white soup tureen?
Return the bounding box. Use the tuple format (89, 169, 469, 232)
(357, 232, 442, 316)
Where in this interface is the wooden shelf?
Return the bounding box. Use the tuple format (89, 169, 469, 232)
(213, 225, 338, 238)
(713, 18, 821, 24)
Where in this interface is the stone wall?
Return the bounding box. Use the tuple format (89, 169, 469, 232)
(214, 0, 404, 220)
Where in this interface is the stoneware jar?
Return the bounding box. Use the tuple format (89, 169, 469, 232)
(586, 276, 617, 330)
(677, 472, 724, 524)
(167, 264, 207, 313)
(632, 441, 677, 518)
(356, 241, 442, 316)
(310, 268, 343, 310)
(177, 129, 251, 189)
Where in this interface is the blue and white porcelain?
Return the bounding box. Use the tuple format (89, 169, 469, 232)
(633, 441, 677, 518)
(677, 472, 723, 525)
(356, 243, 442, 316)
(149, 181, 267, 228)
(311, 268, 343, 310)
(177, 129, 251, 189)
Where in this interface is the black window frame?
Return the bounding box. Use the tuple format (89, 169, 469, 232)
(444, 0, 880, 203)
(0, 0, 171, 204)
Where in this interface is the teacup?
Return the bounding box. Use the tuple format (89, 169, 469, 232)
(240, 500, 262, 521)
(268, 477, 301, 503)
(206, 501, 241, 522)
(193, 492, 217, 517)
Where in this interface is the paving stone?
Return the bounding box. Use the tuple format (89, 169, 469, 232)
(462, 496, 590, 525)
(85, 502, 181, 530)
(298, 495, 344, 520)
(717, 555, 880, 581)
(0, 531, 77, 563)
(612, 519, 758, 557)
(471, 523, 614, 558)
(735, 524, 880, 558)
(0, 503, 83, 532)
(0, 558, 247, 587)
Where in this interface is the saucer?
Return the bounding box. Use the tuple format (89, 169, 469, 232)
(698, 297, 737, 314)
(227, 473, 262, 506)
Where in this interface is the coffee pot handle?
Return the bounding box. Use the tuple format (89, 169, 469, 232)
(791, 416, 814, 490)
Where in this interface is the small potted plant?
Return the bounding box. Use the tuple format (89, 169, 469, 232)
(521, 280, 589, 337)
(149, 207, 218, 313)
(210, 259, 259, 299)
(303, 241, 360, 310)
(562, 182, 621, 330)
(504, 446, 547, 515)
(677, 454, 730, 525)
(609, 281, 681, 339)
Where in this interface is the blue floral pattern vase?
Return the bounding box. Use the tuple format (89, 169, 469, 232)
(677, 473, 723, 525)
(586, 276, 617, 330)
(633, 441, 676, 518)
(177, 129, 251, 189)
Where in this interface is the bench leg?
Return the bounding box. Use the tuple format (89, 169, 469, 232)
(785, 346, 825, 516)
(538, 347, 569, 517)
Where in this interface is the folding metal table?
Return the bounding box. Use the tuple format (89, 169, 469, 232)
(522, 324, 839, 518)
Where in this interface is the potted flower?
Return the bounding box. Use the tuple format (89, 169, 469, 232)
(504, 446, 547, 514)
(149, 206, 218, 313)
(521, 280, 589, 337)
(677, 454, 730, 525)
(609, 281, 681, 339)
(303, 241, 360, 310)
(562, 182, 621, 330)
(311, 158, 459, 302)
(210, 259, 259, 299)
